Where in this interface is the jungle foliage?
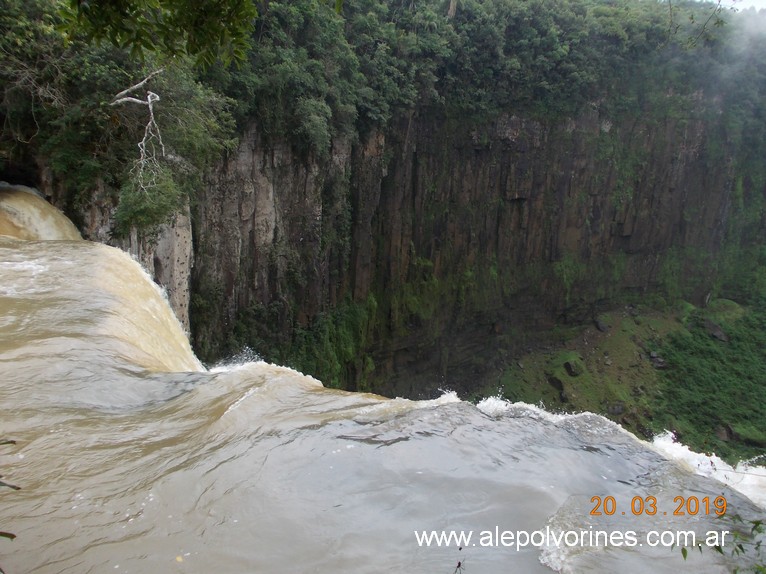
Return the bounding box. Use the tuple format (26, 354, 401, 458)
(59, 0, 258, 67)
(3, 0, 764, 231)
(0, 0, 235, 231)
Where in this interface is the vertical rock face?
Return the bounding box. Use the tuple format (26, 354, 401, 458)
(191, 125, 353, 359)
(372, 110, 727, 302)
(191, 105, 734, 394)
(127, 206, 194, 334)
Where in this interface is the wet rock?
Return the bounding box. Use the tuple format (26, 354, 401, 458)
(547, 375, 564, 392)
(564, 360, 583, 377)
(595, 318, 610, 332)
(547, 375, 568, 402)
(646, 350, 667, 368)
(715, 425, 734, 442)
(704, 319, 729, 342)
(608, 402, 624, 415)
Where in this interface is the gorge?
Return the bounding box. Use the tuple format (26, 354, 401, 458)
(3, 0, 766, 571)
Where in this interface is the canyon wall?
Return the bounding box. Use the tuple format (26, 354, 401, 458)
(189, 101, 738, 397)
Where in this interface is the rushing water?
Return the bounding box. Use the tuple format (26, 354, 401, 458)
(1, 191, 765, 573)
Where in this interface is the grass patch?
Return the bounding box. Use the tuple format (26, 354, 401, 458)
(491, 304, 685, 438)
(485, 298, 766, 465)
(652, 303, 766, 463)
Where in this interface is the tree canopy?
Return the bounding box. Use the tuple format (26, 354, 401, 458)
(60, 0, 258, 66)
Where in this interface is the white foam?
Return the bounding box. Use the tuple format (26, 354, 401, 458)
(426, 390, 462, 405)
(475, 395, 512, 417)
(475, 395, 613, 427)
(475, 395, 580, 422)
(209, 348, 264, 373)
(0, 259, 51, 296)
(652, 431, 766, 509)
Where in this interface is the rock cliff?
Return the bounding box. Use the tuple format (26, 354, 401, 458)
(190, 101, 741, 397)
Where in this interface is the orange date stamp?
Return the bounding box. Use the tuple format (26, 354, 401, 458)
(590, 495, 727, 517)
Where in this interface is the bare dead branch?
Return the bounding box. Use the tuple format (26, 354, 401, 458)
(689, 0, 724, 46)
(110, 68, 164, 103)
(110, 96, 150, 107)
(110, 73, 167, 197)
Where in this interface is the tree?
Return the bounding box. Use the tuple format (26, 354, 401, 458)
(665, 0, 731, 47)
(1, 0, 237, 233)
(60, 0, 258, 67)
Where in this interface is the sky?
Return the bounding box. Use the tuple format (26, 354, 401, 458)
(723, 0, 766, 10)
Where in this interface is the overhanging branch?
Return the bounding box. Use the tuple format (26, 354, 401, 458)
(110, 71, 166, 196)
(110, 68, 164, 103)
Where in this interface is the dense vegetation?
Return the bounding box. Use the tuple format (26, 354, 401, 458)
(5, 0, 757, 225)
(59, 0, 258, 67)
(0, 0, 236, 231)
(205, 0, 719, 151)
(652, 301, 766, 463)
